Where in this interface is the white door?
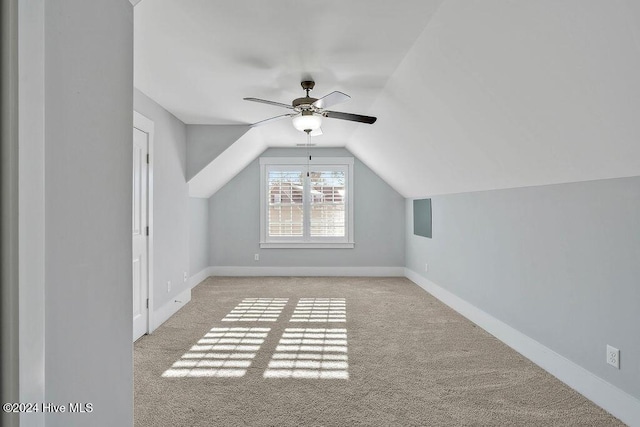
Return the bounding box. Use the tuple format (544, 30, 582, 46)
(133, 127, 149, 341)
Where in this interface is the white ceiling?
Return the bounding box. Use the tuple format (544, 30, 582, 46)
(135, 1, 640, 198)
(135, 0, 443, 144)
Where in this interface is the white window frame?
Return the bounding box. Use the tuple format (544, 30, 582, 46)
(260, 157, 354, 249)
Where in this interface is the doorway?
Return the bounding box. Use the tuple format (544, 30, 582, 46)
(133, 111, 154, 341)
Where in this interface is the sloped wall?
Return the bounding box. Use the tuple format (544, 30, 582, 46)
(186, 124, 250, 181)
(349, 1, 640, 197)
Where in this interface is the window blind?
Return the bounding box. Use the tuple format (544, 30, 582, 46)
(267, 170, 304, 237)
(260, 157, 353, 248)
(309, 170, 346, 237)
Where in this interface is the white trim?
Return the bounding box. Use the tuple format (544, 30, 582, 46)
(260, 161, 266, 244)
(188, 266, 212, 289)
(150, 288, 191, 331)
(133, 111, 155, 333)
(259, 242, 355, 249)
(404, 268, 640, 427)
(209, 266, 404, 277)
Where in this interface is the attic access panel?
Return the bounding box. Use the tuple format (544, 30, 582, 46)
(413, 198, 432, 238)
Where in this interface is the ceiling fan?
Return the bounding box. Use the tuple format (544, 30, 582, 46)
(244, 80, 377, 136)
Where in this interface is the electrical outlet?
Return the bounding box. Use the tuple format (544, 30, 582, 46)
(167, 281, 171, 293)
(425, 263, 429, 272)
(183, 272, 188, 283)
(606, 345, 620, 369)
(254, 253, 259, 261)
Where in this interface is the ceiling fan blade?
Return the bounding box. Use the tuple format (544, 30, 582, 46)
(312, 91, 351, 109)
(251, 113, 294, 127)
(243, 97, 295, 110)
(324, 110, 377, 124)
(309, 128, 323, 137)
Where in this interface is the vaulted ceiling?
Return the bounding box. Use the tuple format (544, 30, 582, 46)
(135, 0, 640, 198)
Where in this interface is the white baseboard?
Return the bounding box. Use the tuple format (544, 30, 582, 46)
(189, 267, 214, 288)
(404, 268, 640, 427)
(209, 266, 405, 277)
(150, 288, 191, 332)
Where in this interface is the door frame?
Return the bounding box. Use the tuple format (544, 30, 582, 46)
(133, 111, 154, 334)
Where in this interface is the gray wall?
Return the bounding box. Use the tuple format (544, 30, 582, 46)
(209, 148, 405, 267)
(2, 0, 19, 425)
(406, 176, 640, 400)
(44, 1, 133, 425)
(18, 0, 46, 424)
(134, 89, 190, 308)
(186, 124, 249, 181)
(189, 197, 209, 275)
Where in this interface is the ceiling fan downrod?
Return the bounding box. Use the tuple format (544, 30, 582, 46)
(301, 80, 315, 97)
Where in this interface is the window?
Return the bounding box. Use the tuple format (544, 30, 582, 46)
(260, 157, 354, 248)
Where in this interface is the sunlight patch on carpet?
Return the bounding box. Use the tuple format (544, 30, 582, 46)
(222, 298, 289, 322)
(162, 327, 270, 378)
(290, 298, 346, 322)
(264, 328, 349, 379)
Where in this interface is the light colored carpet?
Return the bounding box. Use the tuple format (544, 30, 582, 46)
(134, 276, 624, 426)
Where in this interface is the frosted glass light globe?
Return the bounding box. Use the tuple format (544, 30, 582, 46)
(292, 112, 322, 133)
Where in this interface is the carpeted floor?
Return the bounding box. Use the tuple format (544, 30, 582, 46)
(134, 276, 624, 426)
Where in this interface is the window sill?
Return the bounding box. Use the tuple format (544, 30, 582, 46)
(259, 242, 355, 249)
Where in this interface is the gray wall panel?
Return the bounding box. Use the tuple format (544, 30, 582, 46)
(189, 197, 209, 275)
(134, 89, 190, 309)
(406, 176, 640, 400)
(44, 1, 133, 425)
(186, 124, 250, 181)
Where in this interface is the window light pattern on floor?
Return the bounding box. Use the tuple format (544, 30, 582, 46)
(222, 298, 288, 322)
(162, 327, 270, 378)
(264, 328, 349, 379)
(290, 298, 346, 322)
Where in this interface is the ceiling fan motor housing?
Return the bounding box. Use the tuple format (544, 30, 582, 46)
(293, 80, 318, 109)
(292, 97, 318, 108)
(301, 80, 315, 91)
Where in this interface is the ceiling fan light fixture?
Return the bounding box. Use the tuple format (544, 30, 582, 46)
(245, 80, 377, 135)
(292, 111, 322, 133)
